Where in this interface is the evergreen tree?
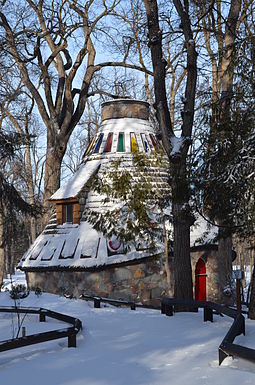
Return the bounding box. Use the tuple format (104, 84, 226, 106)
(0, 132, 39, 286)
(85, 150, 173, 294)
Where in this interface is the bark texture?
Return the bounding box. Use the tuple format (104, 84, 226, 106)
(0, 206, 5, 287)
(0, 1, 151, 225)
(143, 0, 197, 300)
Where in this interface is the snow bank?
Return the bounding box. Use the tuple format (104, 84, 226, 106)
(0, 293, 255, 384)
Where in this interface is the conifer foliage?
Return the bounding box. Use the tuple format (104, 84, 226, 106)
(85, 151, 171, 250)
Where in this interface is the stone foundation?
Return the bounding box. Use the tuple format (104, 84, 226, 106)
(26, 257, 172, 305)
(26, 249, 221, 304)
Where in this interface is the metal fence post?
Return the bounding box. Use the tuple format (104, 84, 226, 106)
(94, 298, 101, 308)
(68, 333, 76, 348)
(204, 307, 213, 322)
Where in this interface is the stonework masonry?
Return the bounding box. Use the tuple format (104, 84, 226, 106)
(26, 257, 171, 305)
(26, 248, 220, 304)
(101, 99, 149, 121)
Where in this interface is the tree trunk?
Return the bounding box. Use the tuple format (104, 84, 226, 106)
(0, 206, 5, 287)
(217, 230, 234, 305)
(173, 204, 193, 300)
(143, 0, 196, 302)
(42, 147, 64, 227)
(248, 265, 255, 319)
(162, 213, 172, 295)
(25, 139, 37, 242)
(172, 160, 194, 302)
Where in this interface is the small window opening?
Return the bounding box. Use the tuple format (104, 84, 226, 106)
(149, 134, 158, 149)
(141, 133, 150, 152)
(63, 204, 73, 224)
(93, 133, 104, 153)
(84, 136, 96, 157)
(104, 132, 113, 152)
(117, 132, 125, 152)
(130, 133, 138, 152)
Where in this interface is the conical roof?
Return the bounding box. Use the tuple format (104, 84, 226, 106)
(19, 100, 170, 271)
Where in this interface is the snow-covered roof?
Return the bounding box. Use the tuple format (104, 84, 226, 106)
(19, 220, 163, 270)
(49, 117, 156, 201)
(50, 159, 101, 200)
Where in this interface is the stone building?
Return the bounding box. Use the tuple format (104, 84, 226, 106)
(19, 99, 226, 304)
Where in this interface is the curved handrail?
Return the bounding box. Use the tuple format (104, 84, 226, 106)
(80, 293, 255, 365)
(0, 306, 82, 352)
(161, 297, 255, 365)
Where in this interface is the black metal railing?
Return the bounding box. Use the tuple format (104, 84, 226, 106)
(0, 306, 82, 352)
(161, 297, 255, 365)
(80, 294, 160, 310)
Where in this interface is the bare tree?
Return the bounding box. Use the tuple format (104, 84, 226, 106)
(0, 0, 151, 224)
(143, 0, 197, 301)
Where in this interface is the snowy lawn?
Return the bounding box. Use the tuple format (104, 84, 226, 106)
(0, 292, 255, 385)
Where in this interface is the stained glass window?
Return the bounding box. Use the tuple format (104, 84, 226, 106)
(93, 133, 104, 153)
(141, 133, 150, 152)
(130, 133, 138, 152)
(149, 134, 158, 150)
(117, 132, 125, 152)
(104, 132, 113, 152)
(84, 136, 96, 156)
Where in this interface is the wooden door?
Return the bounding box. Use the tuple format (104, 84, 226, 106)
(195, 258, 207, 301)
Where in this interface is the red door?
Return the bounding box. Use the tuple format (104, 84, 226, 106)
(195, 258, 206, 301)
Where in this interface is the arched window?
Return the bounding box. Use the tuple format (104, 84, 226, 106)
(195, 258, 207, 301)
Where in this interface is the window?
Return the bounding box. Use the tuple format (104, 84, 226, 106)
(84, 136, 96, 157)
(104, 132, 113, 152)
(130, 132, 138, 152)
(93, 133, 104, 153)
(149, 134, 159, 151)
(141, 133, 150, 152)
(117, 132, 125, 152)
(56, 201, 79, 225)
(63, 203, 73, 223)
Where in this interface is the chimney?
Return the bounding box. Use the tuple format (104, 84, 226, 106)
(101, 99, 149, 121)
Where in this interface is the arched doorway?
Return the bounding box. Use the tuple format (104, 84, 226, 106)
(195, 258, 207, 301)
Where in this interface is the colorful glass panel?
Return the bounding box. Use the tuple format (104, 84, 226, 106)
(104, 132, 113, 152)
(84, 136, 96, 156)
(93, 133, 104, 153)
(117, 132, 125, 152)
(141, 133, 150, 152)
(130, 133, 138, 152)
(149, 134, 159, 150)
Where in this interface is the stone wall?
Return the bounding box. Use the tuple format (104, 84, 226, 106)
(191, 249, 219, 302)
(101, 100, 149, 121)
(26, 249, 220, 304)
(27, 256, 172, 305)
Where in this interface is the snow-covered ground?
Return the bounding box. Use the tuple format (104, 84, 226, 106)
(0, 291, 255, 385)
